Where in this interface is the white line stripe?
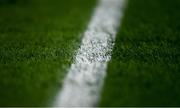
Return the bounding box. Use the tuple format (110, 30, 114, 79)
(54, 0, 125, 106)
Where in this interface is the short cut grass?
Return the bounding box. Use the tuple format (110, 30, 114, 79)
(100, 0, 180, 106)
(0, 0, 96, 106)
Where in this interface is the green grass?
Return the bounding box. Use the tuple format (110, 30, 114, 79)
(0, 0, 96, 106)
(100, 0, 180, 106)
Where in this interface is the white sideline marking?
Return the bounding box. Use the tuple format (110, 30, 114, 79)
(54, 0, 125, 106)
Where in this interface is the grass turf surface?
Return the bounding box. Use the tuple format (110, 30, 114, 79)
(0, 0, 96, 106)
(100, 0, 180, 106)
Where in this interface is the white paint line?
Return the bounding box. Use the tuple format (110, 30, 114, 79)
(54, 0, 126, 106)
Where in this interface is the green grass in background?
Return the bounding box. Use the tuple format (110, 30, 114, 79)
(100, 0, 180, 106)
(0, 0, 96, 106)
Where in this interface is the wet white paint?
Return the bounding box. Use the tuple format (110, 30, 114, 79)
(54, 0, 126, 106)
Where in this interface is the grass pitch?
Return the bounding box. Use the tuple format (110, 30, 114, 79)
(1, 0, 180, 107)
(100, 0, 180, 106)
(0, 0, 96, 106)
